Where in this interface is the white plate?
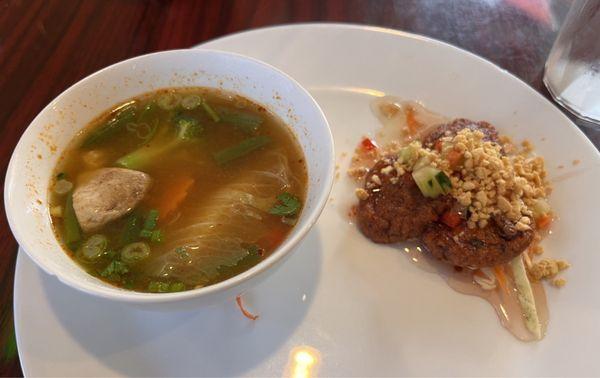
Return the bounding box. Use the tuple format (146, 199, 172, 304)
(15, 24, 600, 377)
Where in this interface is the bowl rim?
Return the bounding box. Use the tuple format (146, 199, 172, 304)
(4, 48, 335, 303)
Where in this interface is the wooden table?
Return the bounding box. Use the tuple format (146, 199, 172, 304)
(1, 0, 596, 376)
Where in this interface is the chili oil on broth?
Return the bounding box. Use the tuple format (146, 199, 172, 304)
(49, 87, 308, 293)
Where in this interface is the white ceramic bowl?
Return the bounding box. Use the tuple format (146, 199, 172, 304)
(4, 49, 334, 308)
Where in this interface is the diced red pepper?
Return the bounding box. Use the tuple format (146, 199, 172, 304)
(441, 211, 462, 228)
(361, 138, 377, 151)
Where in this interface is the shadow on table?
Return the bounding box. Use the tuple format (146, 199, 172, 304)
(41, 229, 323, 377)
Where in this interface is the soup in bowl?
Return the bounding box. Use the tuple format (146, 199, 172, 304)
(5, 49, 334, 307)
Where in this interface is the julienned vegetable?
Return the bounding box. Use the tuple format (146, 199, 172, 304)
(510, 254, 542, 339)
(412, 166, 452, 198)
(213, 135, 271, 165)
(116, 114, 203, 169)
(82, 102, 137, 147)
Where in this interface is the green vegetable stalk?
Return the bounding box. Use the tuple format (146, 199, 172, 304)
(116, 115, 203, 170)
(510, 254, 542, 340)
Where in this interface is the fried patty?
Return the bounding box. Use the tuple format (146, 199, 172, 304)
(422, 215, 534, 268)
(423, 118, 499, 148)
(357, 159, 452, 243)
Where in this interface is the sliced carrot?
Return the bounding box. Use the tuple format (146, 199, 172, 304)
(405, 106, 421, 135)
(493, 265, 510, 295)
(440, 211, 462, 228)
(536, 214, 553, 229)
(446, 149, 463, 169)
(154, 175, 195, 222)
(236, 295, 259, 320)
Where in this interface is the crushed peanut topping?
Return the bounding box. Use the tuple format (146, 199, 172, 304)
(391, 129, 550, 229)
(355, 188, 370, 200)
(529, 258, 570, 281)
(371, 174, 382, 186)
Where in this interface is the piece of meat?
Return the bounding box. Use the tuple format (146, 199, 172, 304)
(422, 118, 500, 148)
(72, 168, 151, 232)
(357, 159, 452, 243)
(422, 215, 534, 268)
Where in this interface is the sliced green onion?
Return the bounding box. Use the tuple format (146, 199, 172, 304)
(121, 242, 150, 264)
(201, 100, 220, 122)
(213, 136, 271, 165)
(139, 229, 152, 239)
(63, 192, 81, 250)
(78, 234, 108, 261)
(157, 93, 179, 110)
(181, 95, 202, 110)
(81, 102, 137, 147)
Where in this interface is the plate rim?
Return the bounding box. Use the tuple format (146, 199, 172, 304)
(15, 22, 600, 376)
(200, 22, 600, 160)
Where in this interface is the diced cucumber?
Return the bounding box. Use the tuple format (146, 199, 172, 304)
(412, 167, 442, 198)
(412, 166, 452, 198)
(435, 171, 452, 194)
(412, 156, 430, 171)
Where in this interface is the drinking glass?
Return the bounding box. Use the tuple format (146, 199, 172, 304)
(544, 0, 600, 125)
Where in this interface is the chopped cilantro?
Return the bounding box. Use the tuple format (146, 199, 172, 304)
(100, 260, 129, 281)
(143, 209, 159, 231)
(269, 192, 301, 216)
(148, 281, 186, 293)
